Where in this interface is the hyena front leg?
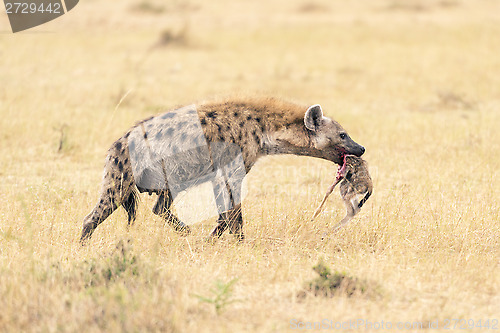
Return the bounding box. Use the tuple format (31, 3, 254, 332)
(152, 190, 191, 236)
(208, 177, 244, 242)
(209, 206, 243, 241)
(228, 203, 244, 241)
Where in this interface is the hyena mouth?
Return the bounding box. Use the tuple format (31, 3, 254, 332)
(336, 154, 349, 181)
(335, 148, 347, 165)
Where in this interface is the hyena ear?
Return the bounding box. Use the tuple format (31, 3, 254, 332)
(304, 104, 323, 131)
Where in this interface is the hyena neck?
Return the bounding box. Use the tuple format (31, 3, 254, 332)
(259, 125, 322, 159)
(260, 139, 318, 157)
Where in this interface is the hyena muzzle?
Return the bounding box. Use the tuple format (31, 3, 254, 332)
(80, 98, 365, 243)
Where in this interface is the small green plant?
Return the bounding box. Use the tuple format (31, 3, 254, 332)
(193, 278, 239, 315)
(299, 260, 380, 298)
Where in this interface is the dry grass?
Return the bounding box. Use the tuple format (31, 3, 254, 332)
(0, 0, 499, 331)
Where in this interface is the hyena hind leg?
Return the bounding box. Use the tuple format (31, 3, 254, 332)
(123, 190, 139, 227)
(81, 192, 120, 244)
(152, 191, 191, 236)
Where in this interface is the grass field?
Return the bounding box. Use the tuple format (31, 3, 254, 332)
(1, 0, 499, 331)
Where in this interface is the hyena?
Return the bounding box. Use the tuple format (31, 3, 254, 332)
(312, 154, 372, 233)
(80, 97, 365, 243)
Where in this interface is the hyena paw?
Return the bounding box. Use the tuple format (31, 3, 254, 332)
(174, 223, 191, 237)
(80, 224, 95, 245)
(233, 232, 244, 242)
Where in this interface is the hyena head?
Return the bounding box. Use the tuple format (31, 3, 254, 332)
(304, 104, 365, 165)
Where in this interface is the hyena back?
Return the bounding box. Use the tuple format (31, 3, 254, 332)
(81, 97, 365, 243)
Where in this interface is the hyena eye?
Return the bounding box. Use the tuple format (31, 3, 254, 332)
(339, 133, 347, 140)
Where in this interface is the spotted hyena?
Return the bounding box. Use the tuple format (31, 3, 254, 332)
(80, 97, 365, 243)
(312, 154, 372, 234)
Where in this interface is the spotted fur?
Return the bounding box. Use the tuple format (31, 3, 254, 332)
(80, 97, 365, 243)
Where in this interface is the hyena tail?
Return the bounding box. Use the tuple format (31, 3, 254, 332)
(123, 187, 140, 225)
(358, 190, 372, 209)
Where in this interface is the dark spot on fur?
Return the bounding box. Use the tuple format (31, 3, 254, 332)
(255, 117, 261, 123)
(123, 172, 129, 181)
(246, 115, 252, 120)
(226, 125, 231, 130)
(188, 109, 197, 114)
(118, 162, 123, 172)
(143, 132, 148, 139)
(124, 132, 130, 139)
(115, 142, 122, 151)
(238, 133, 242, 141)
(218, 135, 225, 141)
(178, 121, 187, 130)
(216, 124, 222, 133)
(206, 111, 217, 118)
(200, 118, 207, 125)
(113, 157, 119, 165)
(255, 136, 261, 145)
(234, 112, 239, 117)
(155, 131, 163, 140)
(162, 112, 176, 119)
(252, 130, 257, 136)
(172, 146, 179, 154)
(124, 158, 128, 164)
(239, 121, 245, 128)
(166, 128, 174, 136)
(180, 133, 187, 142)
